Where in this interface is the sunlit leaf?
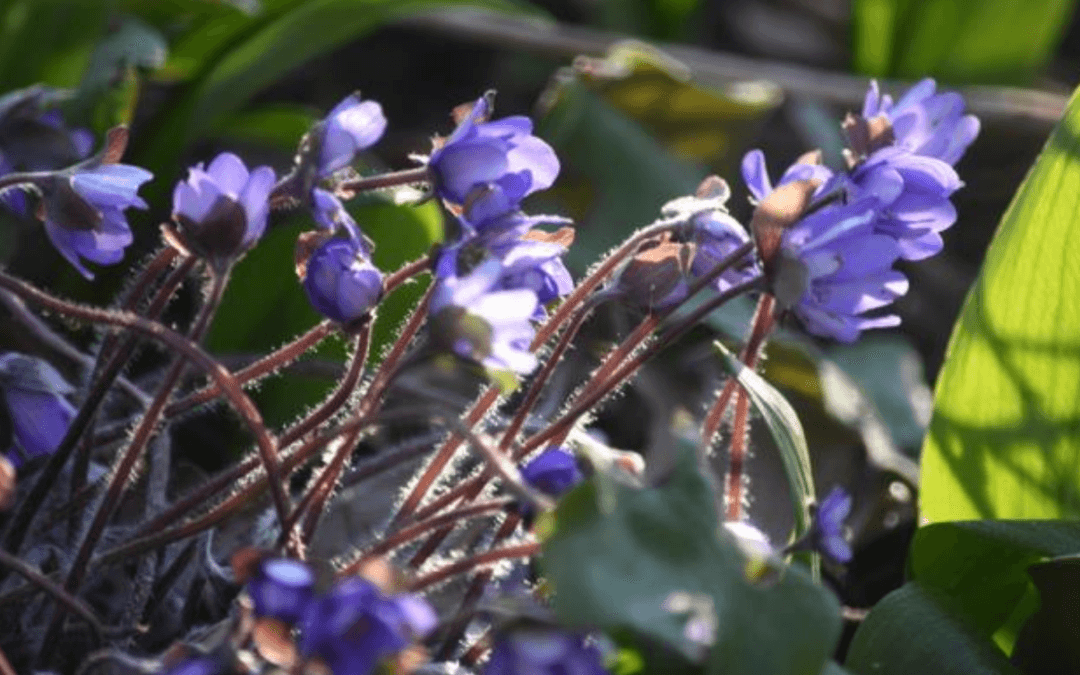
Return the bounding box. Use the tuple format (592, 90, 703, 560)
(852, 0, 1076, 84)
(921, 84, 1080, 521)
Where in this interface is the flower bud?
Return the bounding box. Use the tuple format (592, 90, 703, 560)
(0, 352, 76, 468)
(300, 236, 383, 325)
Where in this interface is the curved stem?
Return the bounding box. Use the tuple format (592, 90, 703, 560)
(167, 321, 334, 418)
(0, 548, 104, 642)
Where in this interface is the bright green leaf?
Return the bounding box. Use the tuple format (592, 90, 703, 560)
(921, 84, 1080, 522)
(852, 0, 1076, 84)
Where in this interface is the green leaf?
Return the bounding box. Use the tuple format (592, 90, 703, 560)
(852, 0, 1077, 84)
(715, 341, 815, 537)
(845, 583, 1021, 675)
(921, 83, 1080, 522)
(542, 442, 841, 674)
(76, 15, 166, 100)
(909, 521, 1080, 640)
(210, 104, 319, 152)
(141, 0, 540, 170)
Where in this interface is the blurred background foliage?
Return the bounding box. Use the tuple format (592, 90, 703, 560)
(1, 0, 1079, 668)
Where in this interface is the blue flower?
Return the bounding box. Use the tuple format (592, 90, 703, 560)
(171, 152, 275, 263)
(429, 95, 559, 208)
(0, 352, 76, 468)
(317, 93, 387, 177)
(38, 162, 152, 279)
(430, 258, 539, 375)
(861, 79, 979, 166)
(812, 487, 853, 563)
(247, 558, 316, 625)
(484, 629, 609, 675)
(520, 447, 583, 497)
(741, 149, 833, 205)
(302, 235, 383, 325)
(299, 577, 435, 675)
(688, 208, 761, 293)
(845, 146, 963, 261)
(776, 197, 907, 343)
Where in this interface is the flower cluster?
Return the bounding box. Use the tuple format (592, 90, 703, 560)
(426, 94, 572, 378)
(245, 558, 436, 675)
(745, 78, 978, 342)
(294, 95, 388, 324)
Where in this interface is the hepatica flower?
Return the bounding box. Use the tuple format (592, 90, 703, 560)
(317, 93, 387, 177)
(811, 487, 853, 563)
(300, 577, 435, 675)
(38, 162, 152, 279)
(302, 235, 383, 325)
(744, 152, 907, 343)
(247, 558, 316, 625)
(861, 78, 979, 166)
(0, 352, 76, 468)
(520, 447, 583, 497)
(171, 153, 274, 265)
(430, 257, 540, 375)
(484, 629, 609, 675)
(428, 94, 559, 208)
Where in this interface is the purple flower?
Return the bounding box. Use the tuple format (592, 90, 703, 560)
(812, 487, 853, 563)
(845, 147, 963, 261)
(429, 95, 559, 208)
(741, 149, 833, 205)
(774, 197, 908, 343)
(299, 577, 435, 675)
(862, 79, 979, 166)
(520, 447, 583, 497)
(171, 152, 275, 263)
(302, 236, 383, 325)
(311, 187, 364, 242)
(38, 162, 152, 279)
(317, 94, 387, 177)
(247, 558, 316, 625)
(0, 352, 76, 468)
(430, 258, 539, 375)
(484, 630, 609, 675)
(688, 209, 760, 294)
(459, 183, 572, 239)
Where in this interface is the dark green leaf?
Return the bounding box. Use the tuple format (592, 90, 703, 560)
(921, 83, 1080, 522)
(846, 583, 1020, 675)
(910, 520, 1080, 639)
(541, 442, 840, 674)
